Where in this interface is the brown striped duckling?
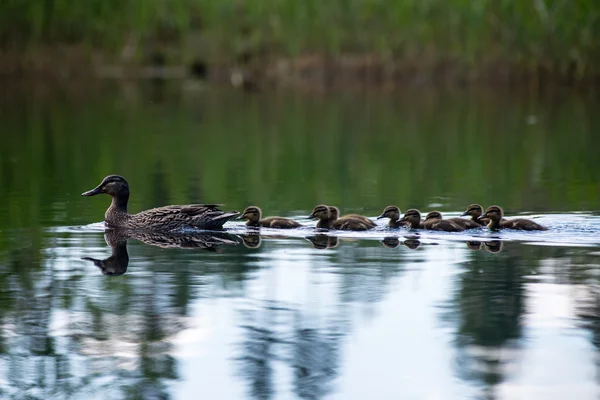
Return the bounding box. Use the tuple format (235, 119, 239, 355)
(479, 205, 547, 231)
(328, 206, 376, 231)
(377, 205, 409, 228)
(398, 209, 426, 229)
(239, 206, 301, 229)
(424, 211, 465, 232)
(82, 175, 238, 231)
(308, 204, 334, 229)
(460, 204, 505, 227)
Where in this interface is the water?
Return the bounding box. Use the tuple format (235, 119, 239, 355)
(0, 82, 599, 399)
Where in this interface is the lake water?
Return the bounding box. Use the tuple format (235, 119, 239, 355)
(0, 82, 599, 399)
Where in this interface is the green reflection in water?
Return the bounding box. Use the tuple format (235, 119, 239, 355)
(0, 84, 599, 233)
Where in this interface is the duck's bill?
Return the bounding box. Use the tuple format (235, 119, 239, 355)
(236, 214, 247, 220)
(460, 211, 469, 217)
(307, 213, 316, 220)
(398, 217, 408, 223)
(81, 186, 103, 196)
(376, 213, 386, 219)
(477, 213, 488, 220)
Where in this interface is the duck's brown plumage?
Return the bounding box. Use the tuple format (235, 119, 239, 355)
(398, 209, 425, 229)
(308, 205, 375, 231)
(82, 175, 239, 231)
(480, 205, 548, 231)
(460, 204, 506, 227)
(377, 205, 409, 228)
(240, 206, 301, 229)
(329, 206, 376, 231)
(424, 211, 465, 232)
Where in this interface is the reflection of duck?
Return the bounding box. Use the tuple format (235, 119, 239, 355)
(403, 239, 421, 249)
(480, 206, 547, 231)
(484, 240, 504, 253)
(82, 175, 239, 231)
(82, 228, 241, 275)
(424, 211, 465, 232)
(82, 232, 129, 276)
(242, 234, 262, 248)
(239, 206, 301, 229)
(377, 206, 408, 228)
(306, 234, 339, 249)
(466, 241, 482, 250)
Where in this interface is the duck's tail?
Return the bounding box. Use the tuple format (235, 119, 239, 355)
(211, 211, 240, 228)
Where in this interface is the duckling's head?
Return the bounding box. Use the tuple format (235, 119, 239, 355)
(240, 206, 262, 223)
(399, 209, 421, 225)
(479, 205, 503, 222)
(308, 204, 330, 221)
(461, 204, 484, 218)
(328, 206, 340, 220)
(425, 211, 443, 221)
(378, 205, 401, 221)
(82, 175, 130, 199)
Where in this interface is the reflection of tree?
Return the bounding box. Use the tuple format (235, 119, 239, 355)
(450, 242, 527, 388)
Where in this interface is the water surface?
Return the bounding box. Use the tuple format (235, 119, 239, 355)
(0, 83, 599, 399)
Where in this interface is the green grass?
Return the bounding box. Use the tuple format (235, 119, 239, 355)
(1, 0, 599, 80)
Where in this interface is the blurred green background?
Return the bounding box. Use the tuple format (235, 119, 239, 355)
(1, 0, 599, 83)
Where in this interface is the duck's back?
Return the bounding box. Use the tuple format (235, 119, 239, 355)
(448, 217, 482, 230)
(341, 214, 376, 228)
(130, 204, 238, 231)
(425, 219, 465, 232)
(259, 217, 302, 229)
(500, 218, 547, 231)
(332, 216, 375, 231)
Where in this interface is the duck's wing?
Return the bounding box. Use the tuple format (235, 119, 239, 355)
(133, 204, 238, 230)
(505, 218, 548, 231)
(260, 217, 302, 229)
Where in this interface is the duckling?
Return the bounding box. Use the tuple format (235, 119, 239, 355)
(82, 175, 239, 231)
(479, 205, 548, 231)
(308, 204, 334, 229)
(377, 205, 409, 228)
(239, 206, 301, 229)
(328, 206, 376, 231)
(398, 209, 425, 229)
(424, 211, 465, 232)
(460, 204, 504, 226)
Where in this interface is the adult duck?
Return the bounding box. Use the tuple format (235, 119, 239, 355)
(82, 175, 238, 231)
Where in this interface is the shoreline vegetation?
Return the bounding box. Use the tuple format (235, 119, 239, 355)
(1, 1, 599, 88)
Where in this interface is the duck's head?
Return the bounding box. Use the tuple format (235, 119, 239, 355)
(399, 209, 421, 225)
(239, 206, 262, 222)
(461, 204, 484, 218)
(328, 206, 340, 220)
(425, 211, 443, 221)
(378, 205, 401, 221)
(82, 175, 130, 199)
(479, 205, 503, 222)
(308, 204, 330, 221)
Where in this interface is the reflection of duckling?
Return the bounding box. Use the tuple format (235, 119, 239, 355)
(480, 205, 547, 231)
(381, 237, 400, 248)
(466, 241, 482, 250)
(403, 239, 421, 249)
(398, 209, 425, 229)
(306, 234, 339, 249)
(239, 206, 301, 229)
(484, 240, 504, 253)
(242, 233, 262, 248)
(424, 211, 465, 232)
(377, 206, 408, 228)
